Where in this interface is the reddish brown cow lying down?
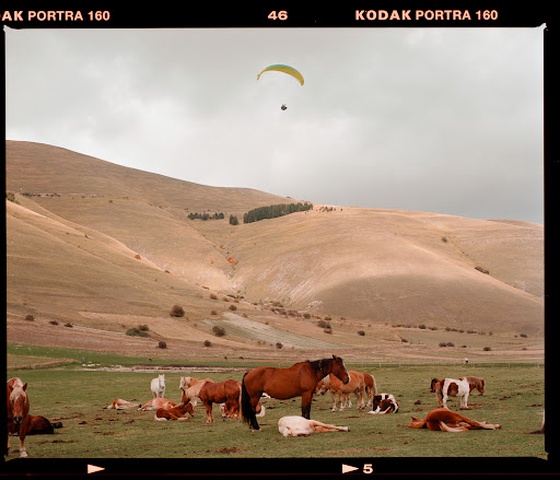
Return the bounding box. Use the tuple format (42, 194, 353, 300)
(409, 408, 501, 432)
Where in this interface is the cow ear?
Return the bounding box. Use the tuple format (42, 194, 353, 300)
(22, 383, 28, 391)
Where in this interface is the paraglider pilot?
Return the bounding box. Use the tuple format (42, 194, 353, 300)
(281, 104, 287, 111)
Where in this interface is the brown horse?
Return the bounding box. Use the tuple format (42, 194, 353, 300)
(154, 401, 194, 421)
(241, 354, 350, 431)
(409, 408, 500, 432)
(23, 415, 63, 435)
(317, 371, 366, 411)
(199, 380, 242, 423)
(139, 397, 176, 411)
(433, 376, 485, 409)
(7, 377, 30, 457)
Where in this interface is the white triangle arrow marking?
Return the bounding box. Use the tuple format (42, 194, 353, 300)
(342, 464, 359, 474)
(87, 464, 105, 474)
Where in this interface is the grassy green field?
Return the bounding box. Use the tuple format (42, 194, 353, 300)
(6, 357, 546, 461)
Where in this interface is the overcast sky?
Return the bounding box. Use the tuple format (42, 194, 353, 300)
(5, 27, 544, 223)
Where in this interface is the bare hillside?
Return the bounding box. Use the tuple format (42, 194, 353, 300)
(6, 140, 544, 362)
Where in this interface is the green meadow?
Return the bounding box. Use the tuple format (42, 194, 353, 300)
(6, 355, 545, 461)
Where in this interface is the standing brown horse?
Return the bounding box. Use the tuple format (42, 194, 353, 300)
(317, 371, 366, 411)
(7, 377, 30, 458)
(241, 355, 350, 431)
(199, 379, 242, 423)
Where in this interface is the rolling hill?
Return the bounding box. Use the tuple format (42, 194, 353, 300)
(5, 140, 544, 363)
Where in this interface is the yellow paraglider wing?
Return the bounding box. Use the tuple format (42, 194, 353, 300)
(257, 64, 304, 86)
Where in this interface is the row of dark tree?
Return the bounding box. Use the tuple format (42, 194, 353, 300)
(242, 202, 313, 224)
(187, 212, 225, 221)
(189, 202, 313, 225)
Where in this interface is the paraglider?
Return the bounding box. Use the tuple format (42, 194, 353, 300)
(257, 64, 303, 111)
(257, 64, 304, 85)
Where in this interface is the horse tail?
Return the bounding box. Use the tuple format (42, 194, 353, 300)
(371, 374, 378, 395)
(241, 373, 256, 426)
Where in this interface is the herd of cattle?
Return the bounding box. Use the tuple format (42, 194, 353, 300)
(9, 362, 528, 458)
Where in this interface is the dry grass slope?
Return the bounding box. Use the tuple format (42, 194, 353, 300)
(6, 140, 544, 363)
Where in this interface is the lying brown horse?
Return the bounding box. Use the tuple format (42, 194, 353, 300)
(13, 415, 63, 435)
(241, 354, 350, 431)
(7, 377, 30, 457)
(106, 398, 142, 410)
(199, 379, 242, 423)
(139, 397, 176, 411)
(154, 401, 194, 421)
(409, 408, 501, 432)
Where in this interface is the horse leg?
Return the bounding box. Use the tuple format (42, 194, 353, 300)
(339, 393, 347, 411)
(301, 392, 313, 419)
(359, 389, 366, 410)
(329, 391, 337, 412)
(18, 429, 27, 458)
(460, 393, 469, 410)
(204, 401, 214, 423)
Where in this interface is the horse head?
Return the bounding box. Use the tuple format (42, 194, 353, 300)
(476, 378, 485, 395)
(10, 383, 29, 424)
(430, 378, 440, 392)
(181, 401, 195, 416)
(331, 355, 350, 385)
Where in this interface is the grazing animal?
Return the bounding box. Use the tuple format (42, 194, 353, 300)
(409, 408, 500, 432)
(368, 393, 399, 414)
(154, 401, 194, 421)
(7, 377, 30, 458)
(434, 376, 485, 410)
(278, 415, 349, 437)
(139, 397, 176, 411)
(106, 398, 142, 410)
(430, 378, 440, 393)
(242, 354, 350, 431)
(150, 374, 166, 398)
(199, 380, 242, 423)
(317, 370, 366, 411)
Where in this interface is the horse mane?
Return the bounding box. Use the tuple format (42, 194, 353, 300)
(308, 358, 333, 377)
(181, 380, 210, 400)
